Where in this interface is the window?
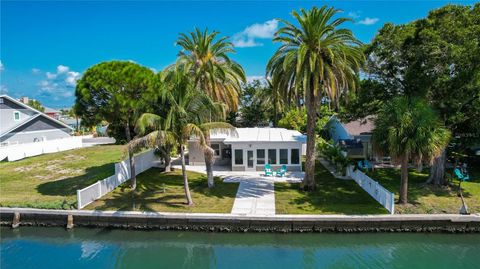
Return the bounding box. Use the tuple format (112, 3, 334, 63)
(234, 149, 243, 165)
(291, 149, 300, 164)
(268, 149, 277, 164)
(256, 149, 265, 165)
(211, 143, 220, 156)
(280, 149, 288, 164)
(0, 98, 3, 104)
(13, 111, 20, 121)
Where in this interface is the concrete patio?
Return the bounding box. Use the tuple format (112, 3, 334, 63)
(172, 165, 304, 215)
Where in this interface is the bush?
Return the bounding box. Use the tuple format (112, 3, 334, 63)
(317, 138, 352, 175)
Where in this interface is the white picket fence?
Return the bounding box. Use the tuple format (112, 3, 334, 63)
(347, 166, 395, 214)
(0, 136, 83, 162)
(76, 150, 158, 209)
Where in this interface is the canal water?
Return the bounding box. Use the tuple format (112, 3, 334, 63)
(1, 227, 479, 269)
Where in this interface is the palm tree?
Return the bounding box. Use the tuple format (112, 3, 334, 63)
(175, 28, 246, 188)
(130, 68, 231, 205)
(267, 6, 364, 190)
(372, 97, 451, 204)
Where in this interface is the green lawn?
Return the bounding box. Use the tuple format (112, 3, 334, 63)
(0, 145, 124, 209)
(275, 162, 388, 214)
(366, 168, 480, 214)
(87, 169, 239, 213)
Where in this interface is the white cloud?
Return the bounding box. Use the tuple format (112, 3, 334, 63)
(0, 60, 4, 71)
(348, 11, 361, 19)
(65, 71, 81, 86)
(0, 85, 7, 94)
(358, 17, 379, 25)
(233, 19, 278, 48)
(37, 65, 81, 100)
(32, 68, 41, 74)
(57, 65, 69, 73)
(246, 76, 265, 83)
(233, 39, 261, 48)
(46, 72, 57, 79)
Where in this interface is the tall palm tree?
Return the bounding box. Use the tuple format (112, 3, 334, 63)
(267, 6, 364, 190)
(372, 97, 451, 204)
(175, 28, 246, 188)
(130, 68, 232, 205)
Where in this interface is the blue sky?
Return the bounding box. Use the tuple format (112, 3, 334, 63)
(0, 0, 476, 108)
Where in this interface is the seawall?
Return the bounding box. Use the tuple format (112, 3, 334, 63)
(1, 208, 479, 233)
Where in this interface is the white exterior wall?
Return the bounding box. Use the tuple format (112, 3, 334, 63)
(230, 141, 303, 171)
(187, 140, 229, 166)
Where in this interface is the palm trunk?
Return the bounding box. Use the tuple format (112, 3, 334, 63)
(303, 87, 317, 191)
(427, 148, 446, 185)
(399, 155, 409, 204)
(181, 144, 194, 205)
(125, 122, 136, 190)
(164, 154, 172, 172)
(204, 133, 215, 188)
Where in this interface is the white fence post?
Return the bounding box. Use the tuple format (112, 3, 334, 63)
(98, 181, 102, 198)
(348, 167, 395, 214)
(77, 189, 82, 210)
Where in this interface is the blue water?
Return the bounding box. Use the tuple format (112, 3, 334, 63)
(1, 227, 479, 269)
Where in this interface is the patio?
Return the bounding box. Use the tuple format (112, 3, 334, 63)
(172, 165, 304, 215)
(172, 164, 304, 183)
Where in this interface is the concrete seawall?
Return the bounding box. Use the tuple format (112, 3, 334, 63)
(1, 208, 479, 233)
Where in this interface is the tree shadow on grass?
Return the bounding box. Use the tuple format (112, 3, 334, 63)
(89, 168, 238, 212)
(36, 163, 115, 196)
(275, 162, 388, 214)
(366, 168, 475, 206)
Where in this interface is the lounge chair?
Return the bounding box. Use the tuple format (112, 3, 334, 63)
(454, 168, 470, 181)
(358, 160, 373, 171)
(276, 165, 287, 177)
(264, 164, 274, 177)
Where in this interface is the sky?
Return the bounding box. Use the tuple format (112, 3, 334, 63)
(0, 0, 477, 108)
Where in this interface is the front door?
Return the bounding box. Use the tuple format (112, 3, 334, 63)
(246, 150, 255, 171)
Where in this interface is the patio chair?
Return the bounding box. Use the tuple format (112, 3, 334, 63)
(276, 165, 287, 177)
(264, 164, 274, 177)
(454, 168, 470, 181)
(358, 160, 373, 171)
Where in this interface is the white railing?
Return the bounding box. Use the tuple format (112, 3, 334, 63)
(346, 166, 395, 214)
(77, 150, 157, 209)
(0, 136, 83, 161)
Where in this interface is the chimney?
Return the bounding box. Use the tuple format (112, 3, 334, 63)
(19, 96, 29, 104)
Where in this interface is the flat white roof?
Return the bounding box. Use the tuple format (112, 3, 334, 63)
(211, 127, 306, 143)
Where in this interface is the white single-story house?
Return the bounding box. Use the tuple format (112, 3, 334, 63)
(188, 127, 306, 171)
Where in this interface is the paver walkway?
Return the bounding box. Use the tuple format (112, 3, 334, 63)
(172, 165, 303, 215)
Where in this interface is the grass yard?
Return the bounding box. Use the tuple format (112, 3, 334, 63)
(366, 168, 480, 214)
(87, 169, 239, 213)
(275, 162, 388, 215)
(0, 145, 124, 209)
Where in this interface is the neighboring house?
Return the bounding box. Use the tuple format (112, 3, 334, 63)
(60, 117, 81, 130)
(188, 127, 306, 171)
(43, 106, 61, 120)
(0, 95, 73, 145)
(325, 115, 379, 160)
